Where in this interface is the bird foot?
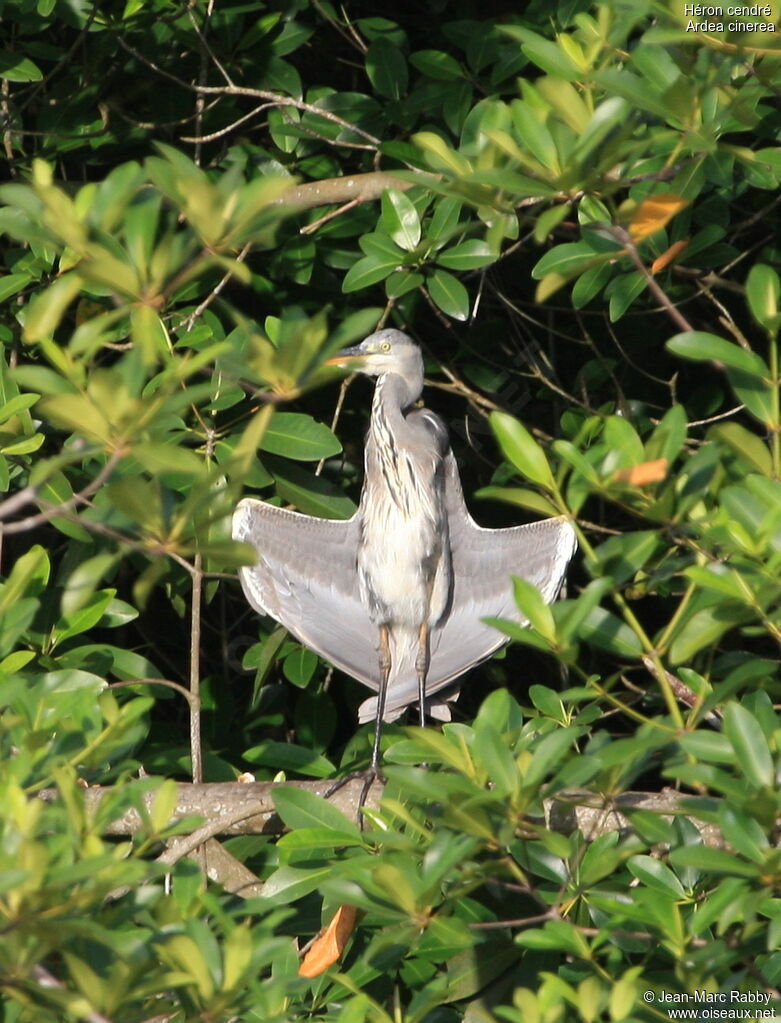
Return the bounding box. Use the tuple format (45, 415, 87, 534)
(323, 768, 384, 827)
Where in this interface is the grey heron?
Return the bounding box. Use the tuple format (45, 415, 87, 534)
(232, 328, 576, 770)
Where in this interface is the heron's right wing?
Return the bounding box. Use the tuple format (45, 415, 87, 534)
(425, 453, 577, 689)
(232, 498, 381, 690)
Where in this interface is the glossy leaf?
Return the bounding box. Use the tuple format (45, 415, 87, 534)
(723, 704, 773, 789)
(490, 412, 555, 491)
(380, 189, 421, 252)
(428, 268, 469, 320)
(366, 38, 408, 100)
(260, 413, 342, 461)
(745, 264, 779, 332)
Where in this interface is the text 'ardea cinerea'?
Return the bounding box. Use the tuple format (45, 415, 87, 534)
(233, 329, 576, 770)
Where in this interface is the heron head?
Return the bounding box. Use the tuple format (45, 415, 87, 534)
(326, 329, 423, 384)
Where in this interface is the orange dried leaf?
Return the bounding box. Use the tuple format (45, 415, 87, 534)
(614, 459, 669, 486)
(629, 194, 689, 241)
(650, 239, 689, 275)
(298, 904, 358, 978)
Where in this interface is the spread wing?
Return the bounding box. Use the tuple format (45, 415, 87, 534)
(234, 450, 576, 724)
(357, 452, 577, 721)
(431, 451, 576, 676)
(233, 498, 381, 688)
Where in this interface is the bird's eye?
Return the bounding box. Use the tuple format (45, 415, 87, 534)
(381, 342, 391, 352)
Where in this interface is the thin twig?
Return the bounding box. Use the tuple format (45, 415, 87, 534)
(300, 197, 360, 234)
(316, 375, 352, 476)
(190, 555, 203, 784)
(109, 677, 198, 708)
(181, 102, 274, 144)
(0, 448, 125, 533)
(180, 241, 251, 332)
(609, 226, 694, 333)
(117, 38, 381, 147)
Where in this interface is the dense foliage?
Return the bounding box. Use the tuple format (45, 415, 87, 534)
(0, 0, 780, 1019)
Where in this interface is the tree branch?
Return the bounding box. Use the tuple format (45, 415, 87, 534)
(38, 780, 729, 846)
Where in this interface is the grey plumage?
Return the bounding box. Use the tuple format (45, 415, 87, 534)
(233, 328, 576, 746)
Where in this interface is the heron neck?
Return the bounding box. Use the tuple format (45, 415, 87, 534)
(373, 371, 422, 422)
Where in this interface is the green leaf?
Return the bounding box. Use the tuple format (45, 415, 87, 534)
(490, 412, 555, 491)
(413, 131, 472, 176)
(428, 197, 462, 240)
(0, 273, 32, 303)
(712, 423, 772, 476)
(22, 273, 83, 342)
(594, 531, 660, 586)
(436, 241, 494, 270)
(645, 404, 687, 464)
(668, 604, 752, 664)
(746, 264, 780, 332)
(366, 38, 408, 99)
(607, 270, 646, 321)
(271, 461, 357, 520)
(683, 566, 747, 601)
(444, 940, 519, 1002)
(428, 268, 469, 320)
(259, 864, 335, 903)
(472, 721, 519, 796)
(37, 471, 92, 542)
(510, 100, 559, 174)
(473, 688, 524, 734)
(532, 243, 602, 280)
(409, 50, 463, 80)
(512, 577, 556, 642)
(282, 646, 318, 687)
(499, 26, 580, 81)
(668, 846, 759, 878)
(476, 486, 560, 517)
(534, 204, 569, 244)
(627, 855, 686, 897)
(360, 231, 406, 262)
(60, 553, 116, 618)
(0, 433, 44, 455)
(0, 392, 40, 425)
(571, 262, 612, 309)
(0, 544, 49, 615)
(130, 305, 170, 366)
(132, 442, 204, 476)
(0, 52, 42, 82)
(726, 366, 777, 427)
(342, 254, 399, 292)
(380, 189, 421, 252)
(723, 703, 773, 789)
(666, 331, 769, 378)
(385, 269, 424, 299)
(260, 412, 342, 461)
(242, 740, 336, 779)
(276, 827, 365, 853)
(523, 727, 581, 789)
(718, 807, 769, 864)
(272, 785, 361, 836)
(579, 607, 644, 658)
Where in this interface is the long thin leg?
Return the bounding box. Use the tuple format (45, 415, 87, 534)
(370, 624, 391, 773)
(415, 622, 430, 728)
(325, 624, 390, 822)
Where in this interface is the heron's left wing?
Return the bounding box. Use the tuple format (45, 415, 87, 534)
(233, 498, 381, 689)
(426, 453, 576, 692)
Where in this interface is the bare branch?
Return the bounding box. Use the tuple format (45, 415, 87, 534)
(117, 38, 382, 147)
(38, 780, 731, 847)
(0, 448, 125, 534)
